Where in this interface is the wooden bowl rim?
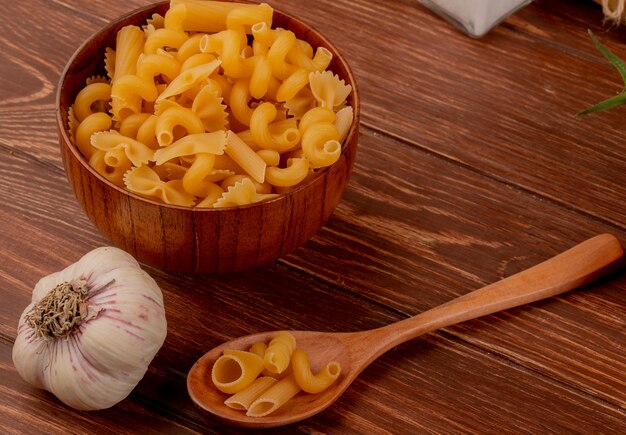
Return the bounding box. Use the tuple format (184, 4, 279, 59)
(55, 0, 360, 213)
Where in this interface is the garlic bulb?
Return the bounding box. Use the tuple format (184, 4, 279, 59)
(12, 247, 167, 410)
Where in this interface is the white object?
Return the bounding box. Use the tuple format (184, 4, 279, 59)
(12, 247, 167, 410)
(419, 0, 532, 38)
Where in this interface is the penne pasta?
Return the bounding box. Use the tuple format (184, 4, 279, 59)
(334, 106, 354, 143)
(170, 0, 269, 33)
(224, 376, 277, 411)
(224, 130, 266, 183)
(246, 374, 301, 417)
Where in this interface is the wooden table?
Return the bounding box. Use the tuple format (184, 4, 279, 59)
(2, 0, 625, 433)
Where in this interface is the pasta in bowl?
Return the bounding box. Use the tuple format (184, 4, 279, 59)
(56, 1, 359, 273)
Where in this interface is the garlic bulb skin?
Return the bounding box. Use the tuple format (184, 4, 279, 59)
(12, 247, 167, 410)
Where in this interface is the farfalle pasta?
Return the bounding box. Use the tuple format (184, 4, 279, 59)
(67, 0, 353, 208)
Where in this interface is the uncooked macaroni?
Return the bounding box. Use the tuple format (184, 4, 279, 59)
(68, 0, 353, 207)
(214, 331, 341, 417)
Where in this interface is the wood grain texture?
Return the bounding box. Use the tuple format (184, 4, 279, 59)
(2, 125, 626, 432)
(1, 0, 626, 433)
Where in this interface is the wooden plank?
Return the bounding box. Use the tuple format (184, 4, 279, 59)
(1, 0, 625, 432)
(281, 127, 626, 407)
(1, 125, 625, 425)
(2, 246, 625, 433)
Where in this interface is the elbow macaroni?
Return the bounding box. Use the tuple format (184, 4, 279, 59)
(68, 1, 353, 208)
(213, 331, 341, 417)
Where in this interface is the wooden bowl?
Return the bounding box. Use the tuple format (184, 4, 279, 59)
(56, 2, 359, 274)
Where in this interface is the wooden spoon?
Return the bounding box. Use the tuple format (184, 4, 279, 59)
(187, 234, 624, 428)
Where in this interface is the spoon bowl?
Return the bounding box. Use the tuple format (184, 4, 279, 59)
(188, 234, 624, 428)
(188, 330, 357, 428)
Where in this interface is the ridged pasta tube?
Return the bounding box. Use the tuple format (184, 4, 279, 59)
(224, 130, 266, 183)
(212, 350, 265, 394)
(224, 377, 277, 411)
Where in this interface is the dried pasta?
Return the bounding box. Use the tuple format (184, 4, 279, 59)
(212, 350, 265, 394)
(75, 112, 113, 159)
(247, 374, 301, 417)
(67, 0, 353, 208)
(264, 331, 296, 375)
(291, 348, 341, 394)
(212, 331, 341, 417)
(224, 376, 277, 411)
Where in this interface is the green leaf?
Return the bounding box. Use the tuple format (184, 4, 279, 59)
(588, 29, 626, 89)
(577, 92, 626, 115)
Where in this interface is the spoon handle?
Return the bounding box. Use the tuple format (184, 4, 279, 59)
(369, 233, 623, 355)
